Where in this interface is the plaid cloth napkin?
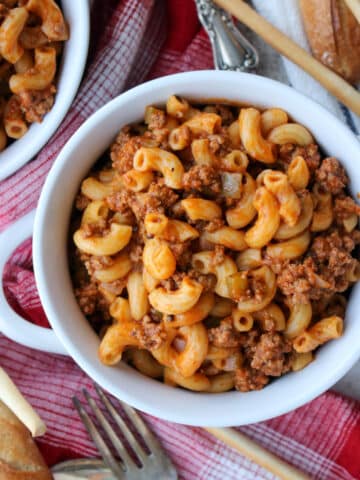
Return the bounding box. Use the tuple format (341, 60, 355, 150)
(0, 1, 360, 479)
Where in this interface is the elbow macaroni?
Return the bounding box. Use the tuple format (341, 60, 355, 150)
(73, 223, 132, 256)
(134, 147, 184, 188)
(71, 97, 359, 393)
(149, 276, 203, 315)
(263, 170, 301, 227)
(244, 187, 280, 248)
(0, 1, 68, 146)
(10, 46, 57, 93)
(239, 107, 276, 164)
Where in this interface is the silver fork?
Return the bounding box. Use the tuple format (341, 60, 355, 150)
(73, 385, 178, 480)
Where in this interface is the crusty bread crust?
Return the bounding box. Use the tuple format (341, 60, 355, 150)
(0, 401, 52, 480)
(300, 0, 360, 83)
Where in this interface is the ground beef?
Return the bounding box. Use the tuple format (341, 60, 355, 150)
(277, 257, 322, 304)
(278, 143, 321, 173)
(239, 330, 260, 352)
(160, 272, 187, 291)
(81, 219, 108, 238)
(132, 315, 167, 350)
(111, 132, 144, 174)
(169, 242, 192, 268)
(218, 105, 235, 124)
(74, 283, 98, 315)
(315, 157, 348, 194)
(236, 274, 267, 304)
(234, 367, 269, 392)
(128, 241, 143, 265)
(18, 85, 56, 123)
(278, 144, 295, 164)
(325, 250, 356, 291)
(278, 239, 357, 303)
(250, 333, 292, 377)
(263, 255, 289, 275)
(107, 189, 163, 221)
(96, 296, 112, 321)
(208, 317, 241, 348)
(84, 255, 114, 275)
(150, 127, 170, 148)
(310, 230, 355, 261)
(296, 144, 321, 172)
(188, 270, 217, 291)
(182, 165, 222, 196)
(205, 105, 234, 125)
(106, 190, 135, 222)
(334, 195, 360, 222)
(147, 181, 179, 210)
(208, 132, 230, 155)
(147, 108, 166, 130)
(309, 229, 358, 292)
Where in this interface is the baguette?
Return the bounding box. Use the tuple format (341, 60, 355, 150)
(299, 0, 360, 83)
(0, 401, 52, 480)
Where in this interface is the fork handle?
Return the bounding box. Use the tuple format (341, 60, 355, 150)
(205, 427, 310, 480)
(196, 0, 258, 71)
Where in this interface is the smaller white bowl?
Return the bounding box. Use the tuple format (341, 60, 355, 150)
(0, 0, 90, 181)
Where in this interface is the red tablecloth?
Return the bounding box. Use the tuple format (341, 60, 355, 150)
(0, 1, 359, 478)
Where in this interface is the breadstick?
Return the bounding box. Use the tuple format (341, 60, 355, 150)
(344, 0, 360, 24)
(0, 367, 46, 437)
(213, 0, 360, 116)
(205, 427, 310, 480)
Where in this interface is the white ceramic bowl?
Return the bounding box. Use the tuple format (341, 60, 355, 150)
(1, 71, 360, 427)
(0, 0, 90, 181)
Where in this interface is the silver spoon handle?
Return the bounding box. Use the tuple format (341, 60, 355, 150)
(195, 0, 259, 72)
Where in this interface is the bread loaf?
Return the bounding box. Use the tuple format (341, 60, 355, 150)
(299, 0, 360, 83)
(0, 401, 52, 480)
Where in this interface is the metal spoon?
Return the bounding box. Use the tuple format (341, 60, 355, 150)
(195, 0, 259, 72)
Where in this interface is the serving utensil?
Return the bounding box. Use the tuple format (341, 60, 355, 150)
(63, 384, 308, 480)
(213, 0, 360, 116)
(195, 0, 258, 72)
(72, 385, 177, 480)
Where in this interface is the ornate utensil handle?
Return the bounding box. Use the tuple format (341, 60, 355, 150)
(195, 0, 259, 72)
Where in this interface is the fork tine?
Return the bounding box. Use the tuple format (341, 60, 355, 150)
(119, 399, 166, 457)
(82, 389, 136, 470)
(94, 384, 149, 463)
(72, 396, 124, 480)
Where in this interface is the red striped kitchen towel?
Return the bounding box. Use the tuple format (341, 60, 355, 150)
(0, 1, 360, 479)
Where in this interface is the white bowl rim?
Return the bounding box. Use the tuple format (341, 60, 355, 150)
(34, 70, 360, 427)
(0, 0, 90, 181)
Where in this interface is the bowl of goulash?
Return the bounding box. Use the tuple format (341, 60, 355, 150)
(3, 70, 360, 426)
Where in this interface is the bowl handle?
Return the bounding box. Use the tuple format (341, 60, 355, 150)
(0, 210, 67, 355)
